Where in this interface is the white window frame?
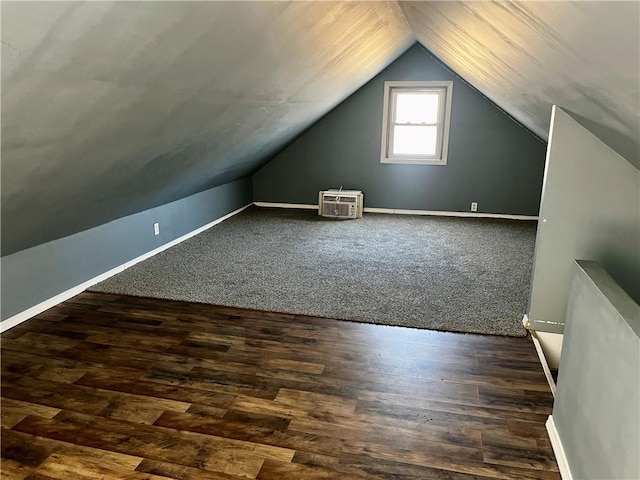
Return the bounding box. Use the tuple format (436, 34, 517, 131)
(380, 80, 453, 165)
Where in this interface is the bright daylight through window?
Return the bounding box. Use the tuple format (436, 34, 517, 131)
(380, 81, 453, 165)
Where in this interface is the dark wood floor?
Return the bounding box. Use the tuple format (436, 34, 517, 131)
(1, 292, 559, 479)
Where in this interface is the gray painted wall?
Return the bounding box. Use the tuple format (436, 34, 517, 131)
(553, 260, 639, 479)
(253, 44, 547, 216)
(1, 178, 252, 321)
(528, 106, 640, 333)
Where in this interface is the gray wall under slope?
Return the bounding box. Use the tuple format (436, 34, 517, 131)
(553, 260, 639, 479)
(1, 178, 252, 321)
(253, 44, 547, 215)
(528, 106, 640, 333)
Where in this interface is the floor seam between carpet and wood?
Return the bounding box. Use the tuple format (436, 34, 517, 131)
(90, 206, 537, 337)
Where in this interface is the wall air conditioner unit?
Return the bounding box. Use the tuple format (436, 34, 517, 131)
(318, 189, 363, 219)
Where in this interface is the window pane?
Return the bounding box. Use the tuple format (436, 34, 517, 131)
(392, 125, 437, 156)
(394, 92, 440, 124)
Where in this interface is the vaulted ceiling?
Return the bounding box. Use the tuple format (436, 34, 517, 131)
(2, 1, 638, 255)
(400, 1, 640, 164)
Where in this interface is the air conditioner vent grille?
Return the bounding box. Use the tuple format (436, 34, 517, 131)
(323, 195, 357, 203)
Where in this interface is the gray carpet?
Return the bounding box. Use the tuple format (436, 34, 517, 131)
(90, 206, 537, 336)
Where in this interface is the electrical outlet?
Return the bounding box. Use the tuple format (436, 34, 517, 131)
(471, 202, 478, 212)
(153, 223, 160, 235)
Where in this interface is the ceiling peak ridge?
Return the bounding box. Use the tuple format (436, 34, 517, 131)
(413, 42, 546, 144)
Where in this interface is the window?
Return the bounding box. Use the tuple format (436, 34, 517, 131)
(380, 81, 453, 165)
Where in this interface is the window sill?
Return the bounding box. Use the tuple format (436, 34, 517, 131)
(381, 157, 447, 165)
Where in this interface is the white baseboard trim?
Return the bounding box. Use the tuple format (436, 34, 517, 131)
(254, 202, 318, 210)
(363, 207, 538, 220)
(523, 315, 557, 396)
(0, 203, 252, 333)
(546, 416, 573, 480)
(531, 329, 557, 396)
(254, 202, 538, 220)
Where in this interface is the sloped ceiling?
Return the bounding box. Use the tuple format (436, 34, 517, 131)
(400, 1, 640, 165)
(2, 1, 639, 256)
(1, 1, 413, 255)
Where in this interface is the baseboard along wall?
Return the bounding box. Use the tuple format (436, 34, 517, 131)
(1, 203, 252, 333)
(546, 416, 573, 480)
(254, 202, 539, 220)
(2, 200, 537, 332)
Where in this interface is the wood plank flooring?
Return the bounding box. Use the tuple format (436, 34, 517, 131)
(1, 292, 559, 479)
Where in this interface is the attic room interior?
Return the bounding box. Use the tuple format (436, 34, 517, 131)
(1, 1, 639, 479)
